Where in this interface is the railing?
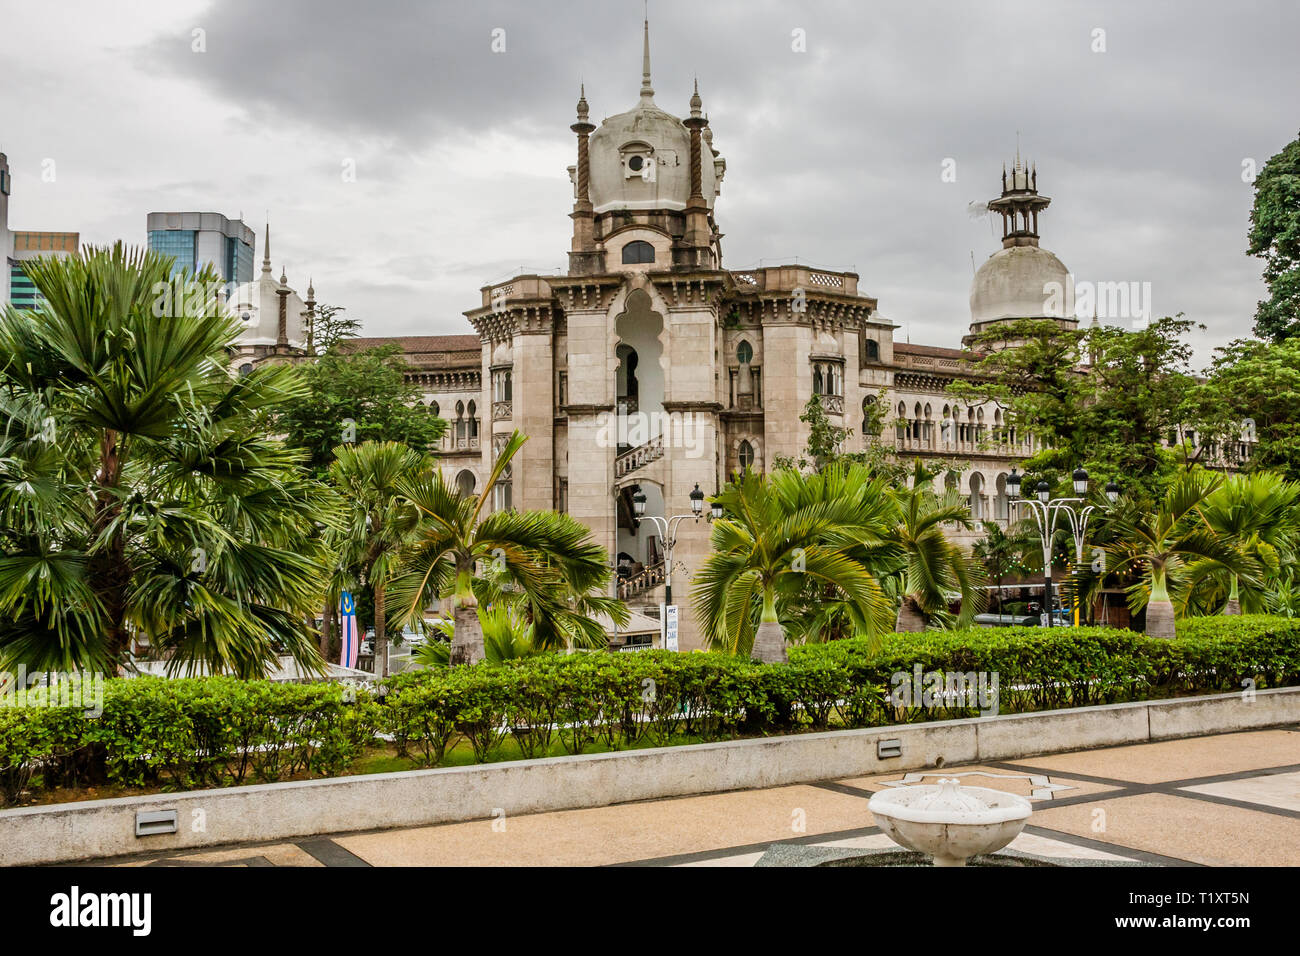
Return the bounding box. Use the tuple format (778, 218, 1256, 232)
(614, 434, 664, 478)
(808, 270, 844, 289)
(493, 400, 512, 421)
(821, 394, 844, 415)
(618, 562, 665, 600)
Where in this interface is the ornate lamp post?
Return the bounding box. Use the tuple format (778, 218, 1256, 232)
(631, 482, 709, 610)
(1006, 467, 1119, 627)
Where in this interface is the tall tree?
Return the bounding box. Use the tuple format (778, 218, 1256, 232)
(887, 461, 987, 631)
(1185, 471, 1300, 615)
(326, 441, 430, 678)
(1248, 132, 1300, 342)
(0, 244, 333, 676)
(310, 303, 362, 355)
(1192, 337, 1300, 481)
(691, 464, 896, 661)
(1101, 471, 1251, 638)
(274, 345, 447, 474)
(388, 431, 622, 665)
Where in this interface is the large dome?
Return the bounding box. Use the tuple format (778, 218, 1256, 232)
(587, 100, 717, 214)
(969, 244, 1073, 326)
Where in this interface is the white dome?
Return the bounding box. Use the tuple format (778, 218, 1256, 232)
(587, 101, 717, 214)
(969, 244, 1072, 326)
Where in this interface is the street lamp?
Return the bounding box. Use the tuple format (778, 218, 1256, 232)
(632, 482, 710, 616)
(1006, 467, 1118, 627)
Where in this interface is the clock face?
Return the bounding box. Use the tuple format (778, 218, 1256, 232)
(628, 154, 644, 171)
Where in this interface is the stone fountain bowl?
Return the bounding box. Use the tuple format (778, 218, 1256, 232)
(867, 778, 1033, 867)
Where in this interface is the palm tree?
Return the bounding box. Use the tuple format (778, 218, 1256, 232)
(389, 431, 622, 665)
(1188, 472, 1300, 615)
(0, 244, 333, 676)
(326, 441, 430, 678)
(971, 520, 1036, 618)
(691, 463, 896, 662)
(414, 605, 540, 667)
(888, 461, 987, 632)
(1104, 470, 1253, 638)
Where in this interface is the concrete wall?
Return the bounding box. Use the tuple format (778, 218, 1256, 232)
(3, 687, 1295, 866)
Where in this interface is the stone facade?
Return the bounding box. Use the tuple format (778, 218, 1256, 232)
(251, 26, 1253, 651)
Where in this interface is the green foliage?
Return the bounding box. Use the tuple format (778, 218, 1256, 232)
(1194, 337, 1300, 482)
(0, 243, 335, 676)
(1248, 132, 1300, 342)
(692, 462, 897, 655)
(771, 391, 904, 481)
(389, 430, 626, 658)
(3, 617, 1298, 806)
(309, 303, 362, 355)
(953, 316, 1207, 502)
(274, 345, 447, 475)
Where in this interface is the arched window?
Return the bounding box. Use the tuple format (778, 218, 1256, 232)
(468, 400, 479, 440)
(455, 470, 476, 497)
(429, 401, 440, 417)
(864, 339, 880, 362)
(738, 440, 755, 471)
(622, 240, 655, 264)
(455, 401, 465, 442)
(736, 340, 753, 364)
(238, 363, 253, 377)
(862, 395, 877, 436)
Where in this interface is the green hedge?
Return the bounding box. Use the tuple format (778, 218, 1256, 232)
(2, 616, 1297, 806)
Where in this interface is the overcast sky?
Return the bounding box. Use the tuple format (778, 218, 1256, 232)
(2, 0, 1296, 365)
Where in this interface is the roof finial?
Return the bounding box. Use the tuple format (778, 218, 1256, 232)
(262, 222, 272, 275)
(690, 77, 702, 118)
(576, 81, 589, 122)
(640, 17, 654, 102)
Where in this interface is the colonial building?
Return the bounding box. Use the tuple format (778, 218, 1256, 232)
(322, 23, 1099, 649)
(228, 226, 315, 373)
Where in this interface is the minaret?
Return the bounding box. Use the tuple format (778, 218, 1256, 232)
(568, 84, 599, 275)
(987, 156, 1051, 248)
(304, 277, 316, 355)
(682, 79, 712, 264)
(276, 265, 290, 349)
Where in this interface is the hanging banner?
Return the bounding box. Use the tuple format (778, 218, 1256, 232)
(340, 591, 359, 669)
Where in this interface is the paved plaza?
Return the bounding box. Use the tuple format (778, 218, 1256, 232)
(83, 727, 1300, 868)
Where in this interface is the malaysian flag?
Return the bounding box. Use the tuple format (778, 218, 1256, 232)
(339, 591, 359, 669)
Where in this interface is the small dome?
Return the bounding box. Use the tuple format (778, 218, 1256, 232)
(969, 244, 1073, 326)
(587, 102, 716, 214)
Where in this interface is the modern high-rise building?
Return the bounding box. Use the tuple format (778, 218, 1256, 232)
(10, 231, 80, 310)
(146, 211, 255, 283)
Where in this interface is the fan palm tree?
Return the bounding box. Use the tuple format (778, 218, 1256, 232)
(388, 430, 623, 665)
(1187, 472, 1300, 615)
(326, 441, 431, 677)
(1103, 470, 1254, 638)
(0, 243, 334, 676)
(888, 461, 987, 632)
(691, 463, 896, 662)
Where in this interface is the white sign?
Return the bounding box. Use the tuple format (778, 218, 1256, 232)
(664, 604, 679, 652)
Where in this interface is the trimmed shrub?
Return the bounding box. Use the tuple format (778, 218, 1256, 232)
(1, 616, 1297, 806)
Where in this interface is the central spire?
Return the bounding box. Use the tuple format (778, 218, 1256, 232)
(639, 18, 654, 103)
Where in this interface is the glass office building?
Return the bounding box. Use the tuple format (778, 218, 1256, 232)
(146, 212, 255, 283)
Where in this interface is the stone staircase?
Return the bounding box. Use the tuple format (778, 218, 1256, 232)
(615, 434, 665, 479)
